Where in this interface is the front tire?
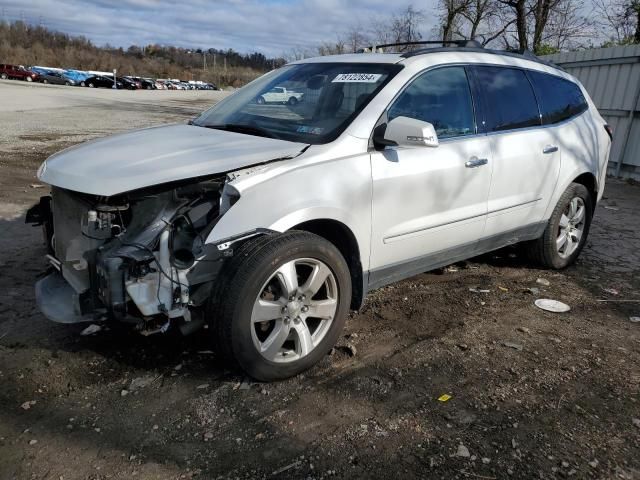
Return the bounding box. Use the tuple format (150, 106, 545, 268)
(209, 232, 352, 381)
(526, 182, 593, 269)
(0, 73, 7, 79)
(26, 76, 33, 82)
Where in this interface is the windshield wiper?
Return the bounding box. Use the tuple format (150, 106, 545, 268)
(201, 123, 278, 139)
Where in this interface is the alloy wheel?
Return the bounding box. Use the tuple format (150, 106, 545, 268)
(556, 196, 585, 258)
(250, 258, 338, 363)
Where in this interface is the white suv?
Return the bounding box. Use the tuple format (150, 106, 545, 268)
(29, 43, 612, 381)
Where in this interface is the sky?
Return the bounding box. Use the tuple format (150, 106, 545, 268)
(1, 0, 439, 57)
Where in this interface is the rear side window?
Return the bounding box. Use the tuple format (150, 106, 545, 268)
(528, 71, 588, 124)
(473, 67, 541, 132)
(388, 66, 476, 139)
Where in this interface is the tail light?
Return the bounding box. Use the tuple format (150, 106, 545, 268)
(604, 124, 613, 140)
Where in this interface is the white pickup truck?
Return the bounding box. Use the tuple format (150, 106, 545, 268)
(257, 86, 304, 105)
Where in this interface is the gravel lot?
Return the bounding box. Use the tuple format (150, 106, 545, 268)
(0, 81, 639, 480)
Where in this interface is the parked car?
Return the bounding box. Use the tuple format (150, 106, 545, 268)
(82, 75, 121, 89)
(0, 64, 39, 82)
(39, 71, 76, 86)
(155, 79, 168, 90)
(28, 44, 611, 382)
(140, 78, 156, 90)
(256, 86, 304, 105)
(118, 77, 138, 90)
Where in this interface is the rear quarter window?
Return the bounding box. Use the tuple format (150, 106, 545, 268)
(473, 66, 541, 132)
(527, 71, 588, 125)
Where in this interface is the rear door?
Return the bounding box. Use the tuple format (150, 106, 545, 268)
(471, 66, 560, 241)
(369, 66, 492, 287)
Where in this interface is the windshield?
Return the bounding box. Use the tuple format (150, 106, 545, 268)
(193, 62, 402, 144)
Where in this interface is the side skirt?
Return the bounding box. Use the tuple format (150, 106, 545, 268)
(365, 222, 546, 293)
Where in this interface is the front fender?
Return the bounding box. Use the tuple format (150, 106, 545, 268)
(204, 147, 372, 270)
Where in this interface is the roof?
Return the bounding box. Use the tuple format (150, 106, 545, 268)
(292, 53, 404, 64)
(291, 47, 562, 72)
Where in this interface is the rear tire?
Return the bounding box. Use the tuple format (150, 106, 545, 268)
(0, 73, 7, 79)
(525, 182, 593, 269)
(208, 231, 351, 381)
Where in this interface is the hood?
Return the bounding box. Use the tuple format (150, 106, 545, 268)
(39, 124, 308, 196)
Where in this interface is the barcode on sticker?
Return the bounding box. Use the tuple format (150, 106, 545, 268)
(332, 73, 382, 83)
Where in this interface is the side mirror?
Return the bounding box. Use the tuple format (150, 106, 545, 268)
(374, 116, 439, 149)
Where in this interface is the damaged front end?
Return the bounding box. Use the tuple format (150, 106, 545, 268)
(28, 177, 257, 333)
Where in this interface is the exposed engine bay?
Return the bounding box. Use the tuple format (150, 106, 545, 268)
(27, 175, 256, 333)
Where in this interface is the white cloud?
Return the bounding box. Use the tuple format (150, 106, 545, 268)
(2, 0, 438, 56)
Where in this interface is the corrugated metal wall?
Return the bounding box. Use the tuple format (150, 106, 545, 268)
(543, 45, 640, 178)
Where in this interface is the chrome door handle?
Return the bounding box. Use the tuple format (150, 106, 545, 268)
(465, 157, 488, 168)
(543, 145, 559, 154)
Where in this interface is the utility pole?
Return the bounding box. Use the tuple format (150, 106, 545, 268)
(203, 51, 206, 71)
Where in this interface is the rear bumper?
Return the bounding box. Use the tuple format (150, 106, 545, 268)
(35, 272, 105, 324)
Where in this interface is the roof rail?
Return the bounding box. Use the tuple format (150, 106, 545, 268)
(359, 39, 483, 53)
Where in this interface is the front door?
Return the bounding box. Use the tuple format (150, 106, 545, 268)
(369, 66, 492, 288)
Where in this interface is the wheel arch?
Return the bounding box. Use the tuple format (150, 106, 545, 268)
(544, 169, 599, 221)
(290, 219, 365, 311)
(572, 172, 598, 206)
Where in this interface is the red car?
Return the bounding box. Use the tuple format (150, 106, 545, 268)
(0, 64, 39, 82)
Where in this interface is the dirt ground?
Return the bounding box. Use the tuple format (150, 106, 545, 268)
(0, 81, 639, 480)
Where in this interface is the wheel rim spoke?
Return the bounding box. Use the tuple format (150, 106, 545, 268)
(300, 263, 332, 297)
(275, 260, 299, 298)
(556, 232, 568, 251)
(565, 235, 574, 254)
(559, 213, 570, 228)
(261, 321, 290, 360)
(569, 198, 578, 218)
(307, 298, 337, 319)
(251, 299, 283, 323)
(572, 205, 585, 224)
(572, 228, 583, 243)
(293, 322, 314, 357)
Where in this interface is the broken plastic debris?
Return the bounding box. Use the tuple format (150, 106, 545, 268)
(535, 299, 571, 313)
(502, 341, 523, 351)
(603, 205, 619, 211)
(630, 317, 640, 323)
(469, 287, 490, 293)
(603, 288, 619, 295)
(20, 400, 36, 410)
(536, 278, 550, 286)
(80, 324, 102, 336)
(498, 286, 509, 292)
(438, 394, 452, 402)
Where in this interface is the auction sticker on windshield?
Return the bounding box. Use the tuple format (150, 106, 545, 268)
(332, 73, 382, 83)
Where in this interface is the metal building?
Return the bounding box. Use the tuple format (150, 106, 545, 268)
(543, 45, 640, 179)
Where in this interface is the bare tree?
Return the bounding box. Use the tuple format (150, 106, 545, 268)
(440, 0, 472, 41)
(343, 24, 370, 53)
(595, 0, 640, 44)
(374, 5, 425, 49)
(497, 0, 529, 50)
(541, 0, 596, 50)
(451, 0, 515, 45)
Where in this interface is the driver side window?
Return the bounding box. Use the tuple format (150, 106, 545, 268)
(388, 66, 476, 139)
